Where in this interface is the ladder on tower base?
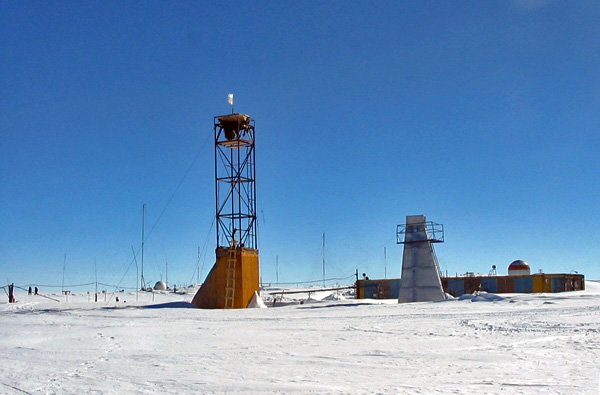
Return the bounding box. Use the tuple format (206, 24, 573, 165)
(224, 248, 237, 308)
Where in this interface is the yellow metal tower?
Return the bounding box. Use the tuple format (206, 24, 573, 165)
(192, 112, 260, 309)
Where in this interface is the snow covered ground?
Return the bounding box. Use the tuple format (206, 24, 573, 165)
(1, 282, 599, 394)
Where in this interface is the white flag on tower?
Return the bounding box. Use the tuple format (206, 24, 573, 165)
(227, 93, 234, 106)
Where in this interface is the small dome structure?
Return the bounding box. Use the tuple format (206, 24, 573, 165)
(508, 260, 531, 276)
(153, 281, 167, 291)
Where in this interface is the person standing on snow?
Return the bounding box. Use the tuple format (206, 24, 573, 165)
(8, 283, 15, 303)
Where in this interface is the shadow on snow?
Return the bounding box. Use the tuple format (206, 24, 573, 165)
(142, 301, 193, 309)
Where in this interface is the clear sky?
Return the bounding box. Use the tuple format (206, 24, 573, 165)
(2, 1, 599, 291)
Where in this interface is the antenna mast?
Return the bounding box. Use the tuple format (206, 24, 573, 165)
(94, 257, 98, 302)
(141, 203, 146, 290)
(62, 253, 66, 294)
(384, 246, 387, 279)
(322, 233, 326, 287)
(197, 246, 201, 285)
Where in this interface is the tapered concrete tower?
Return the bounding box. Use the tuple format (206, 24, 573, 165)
(192, 112, 259, 309)
(397, 215, 446, 303)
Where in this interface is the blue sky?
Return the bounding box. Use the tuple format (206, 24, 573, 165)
(1, 1, 599, 290)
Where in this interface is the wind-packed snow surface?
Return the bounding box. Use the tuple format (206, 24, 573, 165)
(1, 283, 599, 394)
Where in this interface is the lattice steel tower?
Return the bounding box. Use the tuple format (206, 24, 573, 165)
(192, 112, 260, 309)
(214, 113, 257, 249)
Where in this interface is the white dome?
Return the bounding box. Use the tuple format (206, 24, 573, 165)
(153, 281, 167, 291)
(508, 260, 531, 276)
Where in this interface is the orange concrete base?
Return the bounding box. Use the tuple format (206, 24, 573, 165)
(191, 247, 259, 309)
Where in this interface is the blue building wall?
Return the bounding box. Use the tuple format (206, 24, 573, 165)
(357, 274, 585, 299)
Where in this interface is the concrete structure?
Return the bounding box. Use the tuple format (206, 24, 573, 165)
(508, 260, 531, 276)
(397, 215, 446, 303)
(192, 112, 260, 309)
